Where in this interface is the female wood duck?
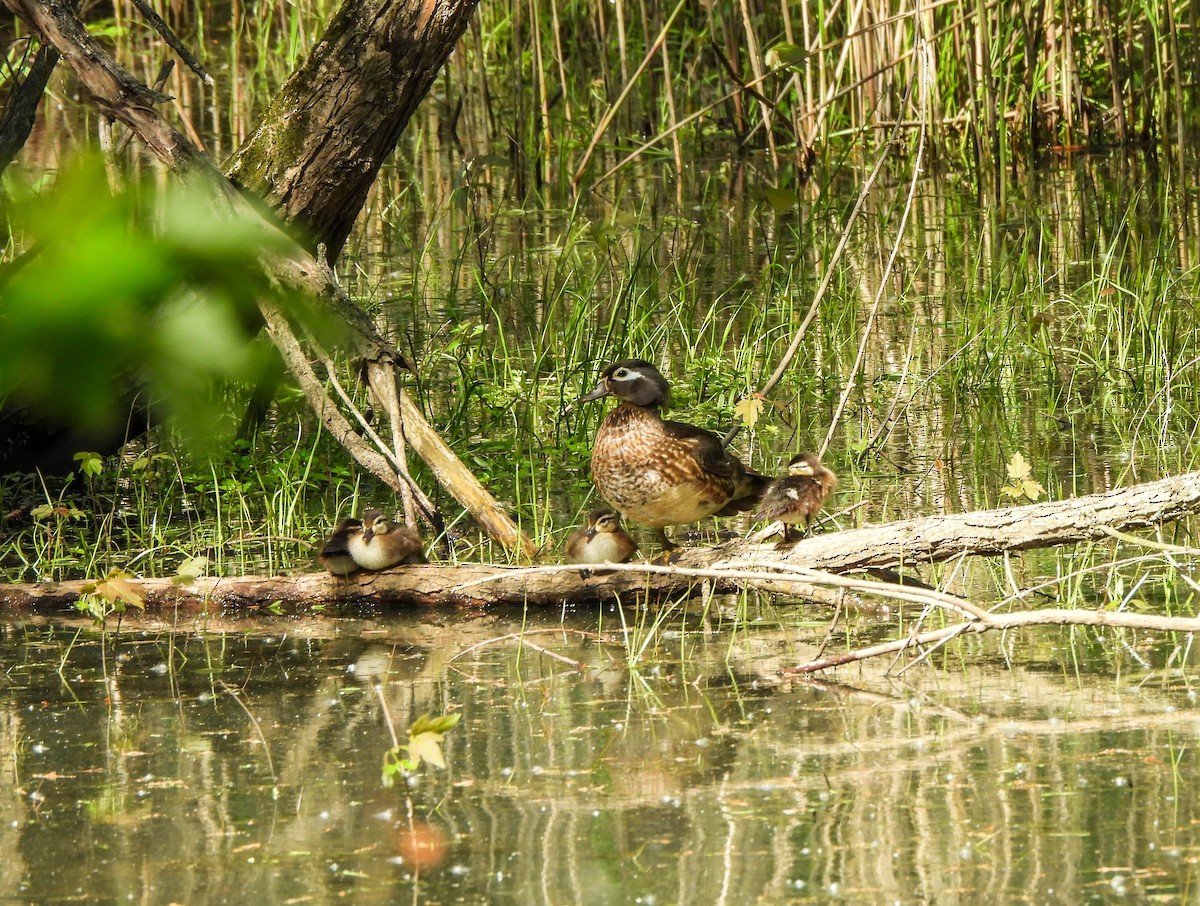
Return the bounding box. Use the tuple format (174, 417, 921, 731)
(580, 359, 767, 548)
(756, 453, 838, 542)
(564, 508, 639, 565)
(348, 509, 426, 570)
(318, 517, 363, 576)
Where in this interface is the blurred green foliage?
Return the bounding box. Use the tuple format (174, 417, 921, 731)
(0, 156, 309, 448)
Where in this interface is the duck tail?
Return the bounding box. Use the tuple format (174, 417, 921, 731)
(716, 469, 770, 515)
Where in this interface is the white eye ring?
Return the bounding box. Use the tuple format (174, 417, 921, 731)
(613, 368, 630, 379)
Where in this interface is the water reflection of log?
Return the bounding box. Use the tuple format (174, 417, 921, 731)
(2, 470, 1200, 615)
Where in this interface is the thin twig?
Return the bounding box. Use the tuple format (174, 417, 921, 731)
(220, 681, 278, 789)
(128, 0, 213, 84)
(820, 52, 926, 457)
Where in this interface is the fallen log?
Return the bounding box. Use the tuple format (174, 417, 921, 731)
(1, 471, 1198, 612)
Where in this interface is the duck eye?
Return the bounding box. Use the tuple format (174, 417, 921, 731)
(613, 368, 629, 379)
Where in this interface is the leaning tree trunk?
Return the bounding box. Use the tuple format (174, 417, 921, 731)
(1, 0, 538, 555)
(225, 0, 479, 257)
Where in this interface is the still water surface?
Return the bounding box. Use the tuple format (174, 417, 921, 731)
(4, 608, 1199, 904)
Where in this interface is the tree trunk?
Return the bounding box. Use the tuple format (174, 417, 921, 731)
(225, 0, 479, 257)
(3, 471, 1198, 612)
(1, 0, 538, 555)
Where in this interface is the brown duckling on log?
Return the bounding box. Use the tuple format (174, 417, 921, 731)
(564, 508, 639, 566)
(756, 453, 838, 543)
(348, 509, 426, 570)
(318, 517, 364, 576)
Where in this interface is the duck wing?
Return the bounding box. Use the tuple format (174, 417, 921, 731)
(661, 419, 740, 478)
(662, 419, 768, 511)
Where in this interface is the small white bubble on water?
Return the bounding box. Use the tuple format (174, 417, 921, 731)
(827, 882, 839, 896)
(792, 879, 806, 890)
(150, 662, 168, 675)
(1113, 776, 1130, 787)
(1110, 875, 1128, 896)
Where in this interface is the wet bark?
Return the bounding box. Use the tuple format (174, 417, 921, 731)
(2, 471, 1198, 612)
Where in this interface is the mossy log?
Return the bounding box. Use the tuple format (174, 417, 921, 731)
(2, 471, 1198, 613)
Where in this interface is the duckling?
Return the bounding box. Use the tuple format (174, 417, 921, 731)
(318, 517, 363, 576)
(564, 508, 639, 566)
(580, 359, 767, 549)
(756, 453, 838, 542)
(348, 509, 426, 570)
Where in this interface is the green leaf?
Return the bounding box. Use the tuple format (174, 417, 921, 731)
(766, 42, 808, 69)
(73, 451, 103, 477)
(172, 556, 209, 586)
(410, 712, 462, 736)
(760, 186, 801, 213)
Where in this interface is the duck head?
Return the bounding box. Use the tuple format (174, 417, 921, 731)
(580, 359, 671, 409)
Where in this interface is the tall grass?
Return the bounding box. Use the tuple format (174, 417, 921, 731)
(13, 0, 1186, 190)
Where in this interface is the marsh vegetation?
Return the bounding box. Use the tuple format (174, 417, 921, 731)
(1, 0, 1200, 900)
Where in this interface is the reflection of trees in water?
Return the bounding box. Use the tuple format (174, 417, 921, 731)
(0, 618, 1196, 903)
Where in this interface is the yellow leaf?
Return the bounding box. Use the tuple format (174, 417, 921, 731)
(1005, 452, 1032, 481)
(93, 570, 145, 610)
(407, 731, 447, 770)
(1020, 478, 1045, 501)
(734, 395, 765, 428)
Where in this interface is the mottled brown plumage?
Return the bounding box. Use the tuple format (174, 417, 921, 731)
(318, 517, 364, 576)
(564, 508, 639, 565)
(756, 453, 838, 542)
(348, 509, 426, 571)
(581, 359, 767, 548)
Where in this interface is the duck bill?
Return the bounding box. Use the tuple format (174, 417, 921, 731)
(579, 382, 611, 403)
(586, 527, 597, 541)
(362, 527, 375, 542)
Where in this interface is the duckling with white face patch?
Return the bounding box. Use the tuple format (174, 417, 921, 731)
(756, 453, 838, 542)
(348, 509, 426, 570)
